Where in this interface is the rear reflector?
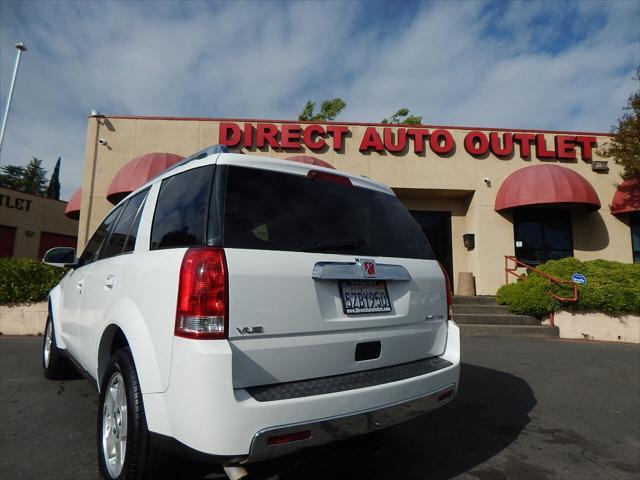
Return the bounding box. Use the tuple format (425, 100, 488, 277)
(438, 390, 454, 401)
(175, 247, 228, 339)
(307, 170, 352, 186)
(267, 430, 312, 446)
(438, 262, 453, 320)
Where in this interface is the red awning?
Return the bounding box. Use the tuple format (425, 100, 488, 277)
(286, 155, 335, 170)
(495, 164, 600, 212)
(106, 152, 184, 204)
(65, 188, 81, 220)
(610, 178, 640, 216)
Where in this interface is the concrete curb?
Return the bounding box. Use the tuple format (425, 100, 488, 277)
(0, 302, 47, 335)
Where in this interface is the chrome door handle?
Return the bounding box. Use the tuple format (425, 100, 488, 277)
(104, 274, 115, 288)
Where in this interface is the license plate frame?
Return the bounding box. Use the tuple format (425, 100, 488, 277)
(338, 280, 392, 315)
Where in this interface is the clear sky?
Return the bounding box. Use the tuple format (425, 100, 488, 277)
(0, 0, 638, 199)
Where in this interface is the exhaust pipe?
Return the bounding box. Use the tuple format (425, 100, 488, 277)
(223, 465, 249, 480)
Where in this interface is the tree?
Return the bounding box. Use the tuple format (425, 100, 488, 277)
(46, 157, 61, 200)
(381, 108, 423, 125)
(0, 165, 26, 190)
(0, 157, 48, 195)
(599, 67, 640, 179)
(299, 98, 346, 122)
(21, 158, 49, 195)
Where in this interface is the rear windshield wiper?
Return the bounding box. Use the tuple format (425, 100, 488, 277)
(295, 238, 366, 253)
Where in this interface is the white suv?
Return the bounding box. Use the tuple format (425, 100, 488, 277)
(43, 146, 460, 480)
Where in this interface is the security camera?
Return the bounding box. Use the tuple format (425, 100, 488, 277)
(98, 138, 107, 145)
(483, 177, 491, 186)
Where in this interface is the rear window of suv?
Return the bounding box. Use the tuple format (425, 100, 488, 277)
(151, 165, 213, 250)
(221, 166, 434, 259)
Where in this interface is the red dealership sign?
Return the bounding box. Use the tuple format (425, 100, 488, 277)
(219, 122, 598, 161)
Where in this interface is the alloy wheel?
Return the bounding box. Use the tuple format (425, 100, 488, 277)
(101, 372, 128, 478)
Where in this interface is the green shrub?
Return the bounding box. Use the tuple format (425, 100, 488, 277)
(0, 257, 67, 305)
(497, 258, 640, 316)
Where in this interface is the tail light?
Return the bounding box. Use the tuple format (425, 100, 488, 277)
(175, 247, 228, 339)
(307, 170, 352, 186)
(438, 262, 453, 320)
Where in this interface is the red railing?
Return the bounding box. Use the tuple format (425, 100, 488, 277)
(504, 256, 579, 326)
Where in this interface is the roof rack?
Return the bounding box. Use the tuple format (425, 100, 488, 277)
(162, 144, 230, 175)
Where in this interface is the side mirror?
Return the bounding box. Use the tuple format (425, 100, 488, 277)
(43, 247, 77, 268)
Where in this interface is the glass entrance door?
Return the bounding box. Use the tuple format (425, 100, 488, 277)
(410, 211, 453, 287)
(514, 208, 573, 265)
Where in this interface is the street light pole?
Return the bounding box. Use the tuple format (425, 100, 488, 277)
(0, 42, 28, 162)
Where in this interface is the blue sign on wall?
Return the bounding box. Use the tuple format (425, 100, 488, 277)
(571, 273, 587, 285)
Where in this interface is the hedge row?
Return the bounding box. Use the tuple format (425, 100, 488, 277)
(0, 258, 67, 305)
(496, 258, 640, 316)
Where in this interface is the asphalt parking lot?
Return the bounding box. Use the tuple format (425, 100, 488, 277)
(1, 335, 638, 480)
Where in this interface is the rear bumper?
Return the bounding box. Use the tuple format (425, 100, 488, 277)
(247, 382, 455, 462)
(143, 321, 460, 461)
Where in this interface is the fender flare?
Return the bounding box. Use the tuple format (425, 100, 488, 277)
(96, 298, 166, 394)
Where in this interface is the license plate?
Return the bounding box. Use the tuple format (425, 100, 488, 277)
(339, 280, 392, 314)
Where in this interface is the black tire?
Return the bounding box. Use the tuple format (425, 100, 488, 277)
(42, 315, 75, 380)
(97, 347, 173, 480)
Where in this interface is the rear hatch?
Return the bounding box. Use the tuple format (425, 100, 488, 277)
(216, 160, 449, 389)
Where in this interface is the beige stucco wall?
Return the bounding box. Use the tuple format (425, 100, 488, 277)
(544, 312, 640, 344)
(0, 302, 47, 335)
(77, 116, 633, 295)
(0, 187, 79, 259)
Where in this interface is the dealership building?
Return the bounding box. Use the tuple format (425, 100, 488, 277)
(71, 114, 640, 295)
(0, 187, 78, 259)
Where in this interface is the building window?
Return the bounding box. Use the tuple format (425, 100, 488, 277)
(631, 212, 640, 263)
(513, 208, 573, 265)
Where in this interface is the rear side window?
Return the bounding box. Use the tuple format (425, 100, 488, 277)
(222, 166, 434, 259)
(123, 192, 148, 253)
(78, 205, 123, 266)
(101, 189, 149, 259)
(150, 166, 213, 250)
